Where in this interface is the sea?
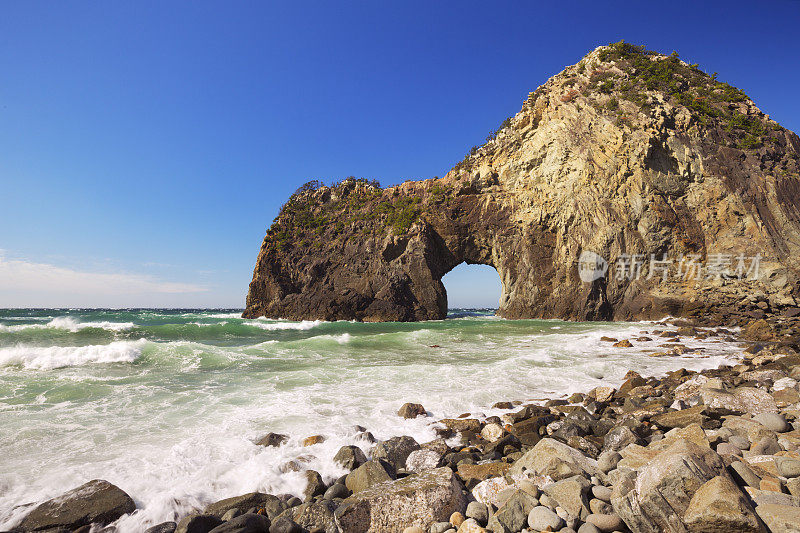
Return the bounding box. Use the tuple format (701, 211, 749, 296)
(0, 308, 742, 531)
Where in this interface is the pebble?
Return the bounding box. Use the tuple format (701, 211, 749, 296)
(585, 513, 625, 532)
(716, 442, 743, 457)
(751, 436, 782, 455)
(775, 457, 800, 478)
(528, 506, 565, 531)
(450, 512, 465, 527)
(430, 522, 451, 533)
(577, 523, 601, 533)
(589, 498, 612, 514)
(753, 413, 790, 433)
(729, 435, 750, 450)
(402, 527, 424, 533)
(596, 451, 621, 473)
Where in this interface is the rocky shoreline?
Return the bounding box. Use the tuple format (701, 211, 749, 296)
(7, 312, 800, 533)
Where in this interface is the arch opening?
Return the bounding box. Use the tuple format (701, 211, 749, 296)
(440, 263, 502, 314)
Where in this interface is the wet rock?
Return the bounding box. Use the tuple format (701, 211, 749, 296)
(345, 460, 395, 494)
(323, 483, 349, 500)
(406, 449, 444, 473)
(682, 475, 765, 532)
(208, 513, 271, 533)
(527, 506, 564, 531)
(335, 467, 467, 533)
(256, 433, 289, 447)
(613, 339, 633, 348)
(16, 479, 136, 532)
(205, 493, 283, 520)
(486, 490, 538, 533)
(398, 403, 427, 419)
(176, 514, 224, 533)
(145, 522, 177, 533)
(302, 470, 326, 502)
(372, 435, 420, 471)
(267, 516, 302, 533)
(509, 438, 599, 481)
(301, 435, 325, 446)
(288, 500, 337, 532)
(333, 445, 367, 471)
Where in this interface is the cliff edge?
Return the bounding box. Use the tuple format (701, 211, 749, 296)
(245, 41, 800, 322)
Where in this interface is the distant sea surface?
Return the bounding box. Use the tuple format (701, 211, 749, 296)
(0, 308, 741, 531)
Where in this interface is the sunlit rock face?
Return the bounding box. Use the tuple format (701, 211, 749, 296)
(244, 42, 800, 323)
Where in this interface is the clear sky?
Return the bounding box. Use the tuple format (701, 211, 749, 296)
(2, 1, 799, 308)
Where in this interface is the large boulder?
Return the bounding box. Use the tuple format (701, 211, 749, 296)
(682, 476, 765, 532)
(611, 439, 731, 532)
(16, 479, 135, 531)
(334, 467, 467, 533)
(334, 445, 368, 470)
(345, 460, 395, 494)
(372, 436, 420, 471)
(208, 513, 272, 533)
(508, 438, 599, 481)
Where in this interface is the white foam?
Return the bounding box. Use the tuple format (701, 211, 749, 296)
(0, 340, 146, 370)
(0, 317, 135, 333)
(249, 320, 323, 331)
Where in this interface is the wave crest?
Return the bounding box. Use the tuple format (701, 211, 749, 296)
(0, 340, 146, 370)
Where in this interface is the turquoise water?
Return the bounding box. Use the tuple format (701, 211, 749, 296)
(0, 309, 741, 531)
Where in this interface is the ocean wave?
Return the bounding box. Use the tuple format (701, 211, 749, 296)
(0, 317, 135, 333)
(249, 320, 323, 331)
(0, 340, 147, 370)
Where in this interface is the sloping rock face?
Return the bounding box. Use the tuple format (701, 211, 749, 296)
(245, 41, 800, 322)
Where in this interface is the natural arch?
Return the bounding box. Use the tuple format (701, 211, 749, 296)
(441, 263, 502, 310)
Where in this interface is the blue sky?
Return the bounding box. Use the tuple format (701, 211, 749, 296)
(2, 1, 799, 308)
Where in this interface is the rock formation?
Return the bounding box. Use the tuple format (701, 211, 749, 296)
(245, 41, 800, 322)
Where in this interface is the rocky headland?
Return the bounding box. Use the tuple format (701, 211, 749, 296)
(244, 41, 800, 324)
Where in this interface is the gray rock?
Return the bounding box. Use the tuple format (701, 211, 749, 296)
(372, 436, 420, 471)
(429, 522, 451, 533)
(205, 493, 284, 520)
(335, 467, 467, 533)
(208, 513, 271, 533)
(527, 506, 565, 531)
(268, 516, 302, 533)
(716, 442, 743, 457)
(146, 522, 177, 533)
(345, 460, 394, 494)
(465, 501, 488, 525)
(302, 470, 326, 502)
(683, 476, 765, 532)
(398, 402, 427, 419)
(753, 413, 790, 433)
(509, 438, 599, 481)
(486, 490, 538, 532)
(333, 445, 367, 470)
(611, 439, 727, 532)
(17, 479, 136, 532)
(730, 460, 762, 488)
(287, 500, 337, 532)
(542, 475, 590, 518)
(577, 523, 601, 533)
(323, 483, 350, 500)
(405, 449, 444, 473)
(176, 514, 224, 533)
(589, 498, 612, 515)
(603, 426, 640, 451)
(255, 433, 288, 447)
(751, 436, 781, 455)
(729, 435, 751, 450)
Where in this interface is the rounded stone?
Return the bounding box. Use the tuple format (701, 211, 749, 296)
(528, 506, 565, 531)
(754, 413, 790, 433)
(221, 508, 240, 521)
(449, 512, 465, 527)
(429, 522, 451, 533)
(323, 483, 349, 500)
(465, 501, 489, 525)
(729, 435, 750, 450)
(585, 513, 625, 532)
(589, 498, 612, 515)
(776, 458, 800, 478)
(716, 442, 743, 457)
(577, 523, 601, 533)
(591, 485, 612, 503)
(596, 451, 622, 473)
(403, 527, 425, 533)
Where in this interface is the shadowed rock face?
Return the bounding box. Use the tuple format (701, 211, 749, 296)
(245, 42, 800, 323)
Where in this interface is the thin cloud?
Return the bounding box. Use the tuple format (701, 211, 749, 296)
(0, 256, 207, 296)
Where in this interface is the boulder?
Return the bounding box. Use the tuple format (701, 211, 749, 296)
(754, 503, 800, 532)
(333, 445, 367, 470)
(208, 513, 271, 533)
(372, 436, 420, 471)
(508, 438, 599, 481)
(405, 449, 444, 473)
(302, 470, 326, 502)
(255, 433, 289, 447)
(205, 493, 284, 520)
(682, 475, 765, 532)
(345, 460, 395, 494)
(16, 479, 135, 531)
(398, 403, 427, 419)
(288, 500, 337, 532)
(335, 467, 467, 533)
(485, 490, 538, 533)
(176, 514, 224, 533)
(541, 475, 590, 518)
(611, 439, 728, 532)
(146, 522, 178, 533)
